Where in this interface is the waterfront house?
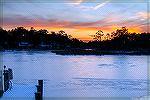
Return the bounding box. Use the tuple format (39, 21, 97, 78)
(18, 42, 32, 47)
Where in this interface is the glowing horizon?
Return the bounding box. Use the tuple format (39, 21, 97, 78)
(1, 0, 149, 41)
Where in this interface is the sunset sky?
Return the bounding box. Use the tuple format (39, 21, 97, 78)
(1, 0, 149, 41)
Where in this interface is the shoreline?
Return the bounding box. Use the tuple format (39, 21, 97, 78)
(1, 49, 150, 55)
(51, 49, 150, 55)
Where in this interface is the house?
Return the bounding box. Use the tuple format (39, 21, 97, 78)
(18, 42, 32, 47)
(39, 42, 50, 48)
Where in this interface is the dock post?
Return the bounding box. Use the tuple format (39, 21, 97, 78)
(3, 70, 9, 92)
(36, 85, 41, 93)
(35, 92, 41, 100)
(35, 80, 43, 100)
(38, 80, 43, 97)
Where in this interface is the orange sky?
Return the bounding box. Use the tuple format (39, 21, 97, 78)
(3, 24, 147, 42)
(2, 1, 149, 41)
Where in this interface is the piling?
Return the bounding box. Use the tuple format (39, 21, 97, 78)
(35, 92, 41, 100)
(35, 80, 43, 100)
(38, 80, 43, 96)
(3, 70, 9, 92)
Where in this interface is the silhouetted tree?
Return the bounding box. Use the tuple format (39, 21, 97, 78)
(93, 30, 104, 41)
(0, 27, 9, 49)
(0, 26, 150, 51)
(105, 33, 111, 40)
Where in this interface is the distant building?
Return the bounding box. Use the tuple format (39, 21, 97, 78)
(18, 42, 32, 47)
(39, 42, 51, 48)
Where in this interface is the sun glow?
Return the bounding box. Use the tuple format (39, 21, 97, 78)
(3, 25, 144, 42)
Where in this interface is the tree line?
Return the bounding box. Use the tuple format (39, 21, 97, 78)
(0, 27, 150, 51)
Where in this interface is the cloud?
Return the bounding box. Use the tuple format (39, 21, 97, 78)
(2, 13, 148, 34)
(1, 14, 108, 28)
(68, 0, 110, 10)
(93, 1, 110, 10)
(136, 12, 150, 20)
(68, 0, 84, 5)
(77, 0, 110, 10)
